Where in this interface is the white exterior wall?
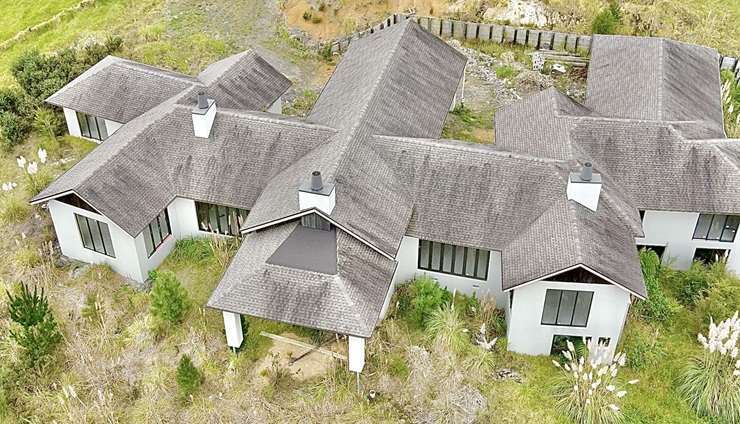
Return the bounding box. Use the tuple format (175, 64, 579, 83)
(62, 107, 123, 142)
(637, 210, 740, 271)
(63, 108, 81, 137)
(104, 119, 123, 137)
(49, 199, 148, 282)
(267, 98, 282, 114)
(168, 197, 201, 238)
(392, 236, 505, 305)
(506, 281, 631, 357)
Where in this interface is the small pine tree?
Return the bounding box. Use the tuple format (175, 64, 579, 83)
(149, 271, 190, 324)
(6, 283, 62, 368)
(176, 355, 202, 401)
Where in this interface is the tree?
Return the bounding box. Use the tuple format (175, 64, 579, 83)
(149, 270, 190, 324)
(176, 355, 202, 401)
(591, 1, 621, 35)
(6, 283, 62, 368)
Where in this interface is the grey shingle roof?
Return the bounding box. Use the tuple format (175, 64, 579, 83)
(502, 199, 646, 298)
(46, 56, 198, 123)
(33, 100, 338, 236)
(245, 19, 466, 256)
(586, 35, 725, 139)
(46, 50, 290, 124)
(207, 221, 396, 337)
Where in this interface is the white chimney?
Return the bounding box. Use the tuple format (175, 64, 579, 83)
(192, 91, 216, 138)
(566, 162, 602, 211)
(298, 171, 335, 214)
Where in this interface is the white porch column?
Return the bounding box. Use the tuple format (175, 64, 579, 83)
(348, 336, 366, 373)
(222, 311, 243, 348)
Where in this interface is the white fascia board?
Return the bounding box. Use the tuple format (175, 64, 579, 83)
(504, 264, 646, 299)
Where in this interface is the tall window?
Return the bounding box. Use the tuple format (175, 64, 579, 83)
(693, 214, 740, 242)
(541, 289, 593, 327)
(195, 202, 248, 237)
(418, 240, 489, 280)
(76, 112, 109, 141)
(143, 209, 171, 257)
(75, 214, 115, 257)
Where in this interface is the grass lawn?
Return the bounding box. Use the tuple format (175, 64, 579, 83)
(0, 0, 82, 43)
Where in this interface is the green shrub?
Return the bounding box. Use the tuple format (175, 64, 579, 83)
(427, 302, 469, 353)
(679, 313, 740, 422)
(302, 10, 312, 20)
(311, 15, 322, 24)
(591, 1, 621, 35)
(398, 276, 452, 328)
(670, 261, 726, 307)
(0, 195, 30, 224)
(169, 238, 214, 264)
(495, 65, 517, 79)
(33, 107, 64, 142)
(6, 283, 63, 369)
(176, 355, 203, 401)
(149, 270, 190, 324)
(621, 320, 666, 370)
(695, 277, 740, 327)
(387, 353, 409, 379)
(634, 249, 676, 322)
(0, 111, 31, 150)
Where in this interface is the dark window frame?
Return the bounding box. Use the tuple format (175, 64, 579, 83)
(76, 112, 108, 141)
(195, 201, 248, 237)
(541, 289, 593, 328)
(143, 209, 172, 257)
(693, 248, 729, 264)
(75, 213, 115, 257)
(693, 214, 739, 242)
(417, 239, 489, 281)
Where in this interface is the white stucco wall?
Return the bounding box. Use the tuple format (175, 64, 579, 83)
(63, 108, 81, 137)
(49, 199, 147, 282)
(392, 236, 505, 305)
(168, 197, 201, 238)
(637, 210, 740, 271)
(104, 119, 123, 137)
(506, 280, 631, 357)
(267, 98, 282, 114)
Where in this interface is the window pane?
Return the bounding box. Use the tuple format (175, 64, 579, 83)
(708, 215, 726, 240)
(90, 220, 104, 253)
(76, 214, 93, 250)
(476, 250, 490, 279)
(238, 209, 249, 228)
(144, 228, 154, 255)
(96, 117, 108, 140)
(150, 217, 162, 246)
(572, 292, 593, 326)
(430, 242, 442, 271)
(87, 115, 100, 140)
(556, 291, 577, 325)
(208, 204, 218, 233)
(99, 222, 115, 257)
(721, 216, 740, 242)
(77, 113, 90, 137)
(196, 202, 208, 231)
(694, 214, 713, 239)
(453, 246, 465, 275)
(159, 211, 171, 238)
(465, 248, 477, 277)
(541, 289, 560, 324)
(419, 240, 430, 269)
(218, 206, 228, 234)
(442, 244, 454, 273)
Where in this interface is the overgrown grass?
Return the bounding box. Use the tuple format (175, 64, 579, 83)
(283, 89, 319, 117)
(0, 0, 81, 43)
(441, 103, 494, 144)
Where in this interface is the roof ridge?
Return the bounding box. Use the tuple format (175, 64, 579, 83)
(372, 134, 566, 165)
(657, 38, 665, 121)
(335, 273, 374, 335)
(198, 50, 253, 86)
(116, 57, 198, 83)
(188, 106, 338, 132)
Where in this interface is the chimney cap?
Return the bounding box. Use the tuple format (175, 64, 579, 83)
(580, 162, 593, 181)
(310, 171, 323, 191)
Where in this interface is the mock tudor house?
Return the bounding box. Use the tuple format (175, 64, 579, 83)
(30, 19, 740, 372)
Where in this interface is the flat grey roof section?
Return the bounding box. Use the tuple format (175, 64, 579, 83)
(267, 225, 338, 274)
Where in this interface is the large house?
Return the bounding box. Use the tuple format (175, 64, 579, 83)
(31, 19, 740, 372)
